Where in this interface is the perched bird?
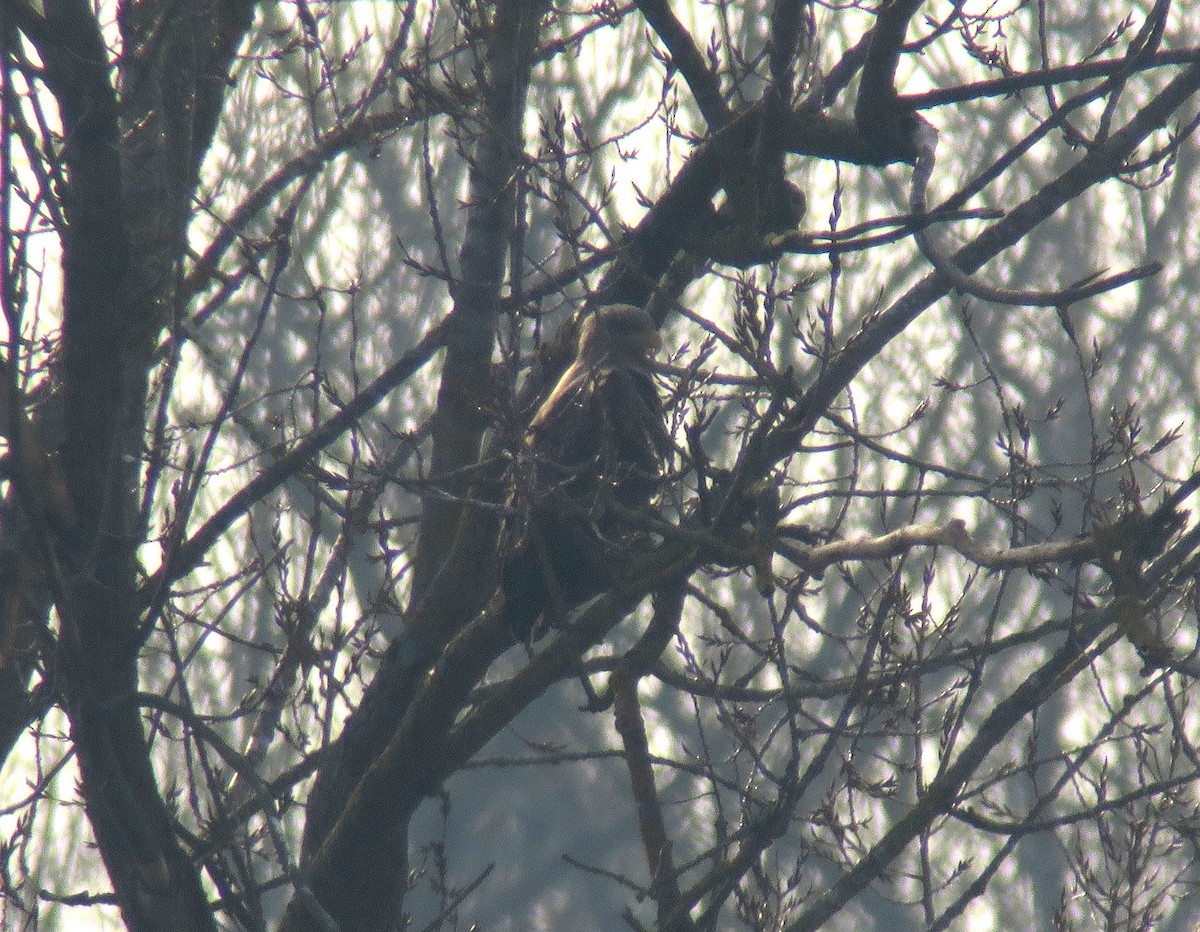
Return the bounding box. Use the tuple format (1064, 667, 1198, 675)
(502, 304, 670, 638)
(527, 304, 670, 503)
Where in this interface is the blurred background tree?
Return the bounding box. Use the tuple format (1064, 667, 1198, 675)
(3, 0, 1200, 929)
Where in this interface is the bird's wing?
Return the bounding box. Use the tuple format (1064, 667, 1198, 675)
(528, 359, 591, 435)
(594, 366, 671, 469)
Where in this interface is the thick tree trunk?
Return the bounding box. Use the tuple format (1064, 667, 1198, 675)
(289, 0, 550, 927)
(20, 1, 254, 928)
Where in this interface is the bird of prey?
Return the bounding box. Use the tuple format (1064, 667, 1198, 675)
(501, 304, 670, 638)
(527, 303, 670, 502)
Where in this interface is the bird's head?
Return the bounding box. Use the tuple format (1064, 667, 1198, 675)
(577, 304, 662, 367)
